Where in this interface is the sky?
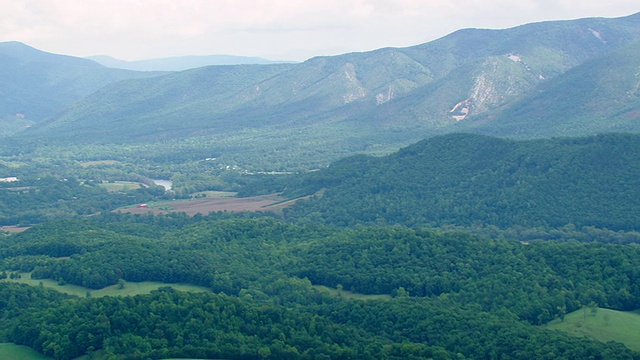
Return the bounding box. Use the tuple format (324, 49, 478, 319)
(0, 0, 639, 62)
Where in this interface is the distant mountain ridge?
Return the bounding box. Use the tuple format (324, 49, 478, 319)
(87, 54, 293, 71)
(0, 41, 163, 135)
(4, 12, 640, 168)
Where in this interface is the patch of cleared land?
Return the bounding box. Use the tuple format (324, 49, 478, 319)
(545, 307, 640, 351)
(98, 181, 144, 192)
(2, 272, 210, 298)
(78, 160, 119, 167)
(0, 225, 30, 233)
(313, 285, 392, 301)
(118, 194, 299, 216)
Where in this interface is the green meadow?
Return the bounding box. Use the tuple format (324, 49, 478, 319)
(546, 307, 640, 351)
(97, 180, 143, 192)
(0, 343, 51, 360)
(3, 272, 211, 298)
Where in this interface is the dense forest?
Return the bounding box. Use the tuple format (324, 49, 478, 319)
(282, 133, 640, 231)
(1, 213, 640, 359)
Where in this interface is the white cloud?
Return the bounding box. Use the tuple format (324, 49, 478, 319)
(0, 0, 637, 61)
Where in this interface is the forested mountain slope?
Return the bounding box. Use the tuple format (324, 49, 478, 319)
(283, 133, 640, 230)
(19, 13, 640, 166)
(0, 42, 163, 135)
(466, 41, 640, 138)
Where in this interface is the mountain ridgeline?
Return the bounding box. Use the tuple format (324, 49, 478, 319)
(283, 133, 640, 231)
(87, 54, 291, 71)
(6, 12, 640, 169)
(0, 41, 163, 136)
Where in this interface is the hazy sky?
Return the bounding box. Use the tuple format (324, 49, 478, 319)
(1, 0, 638, 61)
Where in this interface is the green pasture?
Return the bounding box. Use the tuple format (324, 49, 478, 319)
(0, 343, 51, 360)
(97, 180, 143, 192)
(546, 307, 640, 351)
(3, 272, 211, 298)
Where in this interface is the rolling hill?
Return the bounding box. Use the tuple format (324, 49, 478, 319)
(282, 132, 640, 231)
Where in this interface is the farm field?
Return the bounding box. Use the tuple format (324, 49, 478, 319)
(118, 193, 292, 216)
(2, 273, 211, 298)
(545, 308, 640, 351)
(97, 180, 144, 192)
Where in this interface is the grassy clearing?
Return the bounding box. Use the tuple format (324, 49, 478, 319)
(545, 307, 640, 351)
(78, 160, 119, 167)
(313, 285, 392, 301)
(97, 181, 143, 192)
(3, 272, 211, 298)
(0, 343, 51, 360)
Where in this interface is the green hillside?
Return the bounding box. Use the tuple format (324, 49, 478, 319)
(0, 41, 163, 134)
(546, 308, 640, 352)
(0, 343, 50, 360)
(14, 13, 640, 170)
(469, 41, 640, 138)
(283, 133, 640, 230)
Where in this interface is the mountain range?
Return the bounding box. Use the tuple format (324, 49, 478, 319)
(2, 12, 640, 168)
(0, 41, 163, 136)
(87, 54, 291, 71)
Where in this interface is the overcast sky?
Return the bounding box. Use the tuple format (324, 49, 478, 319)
(1, 0, 638, 61)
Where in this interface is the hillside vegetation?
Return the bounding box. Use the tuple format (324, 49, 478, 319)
(547, 308, 640, 351)
(1, 213, 640, 358)
(0, 42, 162, 135)
(469, 41, 640, 137)
(283, 133, 640, 231)
(8, 13, 640, 170)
